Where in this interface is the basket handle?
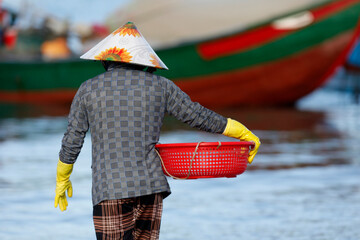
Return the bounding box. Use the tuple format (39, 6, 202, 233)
(155, 141, 206, 180)
(248, 141, 255, 150)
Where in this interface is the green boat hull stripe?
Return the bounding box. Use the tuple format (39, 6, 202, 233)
(157, 2, 360, 80)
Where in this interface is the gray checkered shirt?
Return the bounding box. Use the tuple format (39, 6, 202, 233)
(59, 66, 227, 205)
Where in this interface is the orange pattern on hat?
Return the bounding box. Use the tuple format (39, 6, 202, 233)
(112, 22, 141, 37)
(94, 47, 132, 62)
(149, 54, 163, 68)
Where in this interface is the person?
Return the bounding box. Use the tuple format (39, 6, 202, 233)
(344, 38, 360, 103)
(54, 22, 260, 240)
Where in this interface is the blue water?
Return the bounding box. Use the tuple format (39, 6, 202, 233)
(0, 88, 360, 240)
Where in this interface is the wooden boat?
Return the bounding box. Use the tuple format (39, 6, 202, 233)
(1, 0, 360, 108)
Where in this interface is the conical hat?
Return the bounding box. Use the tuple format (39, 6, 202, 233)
(80, 22, 168, 70)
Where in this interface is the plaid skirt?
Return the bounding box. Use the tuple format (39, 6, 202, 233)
(93, 193, 163, 240)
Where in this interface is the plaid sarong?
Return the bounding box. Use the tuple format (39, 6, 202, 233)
(93, 193, 163, 240)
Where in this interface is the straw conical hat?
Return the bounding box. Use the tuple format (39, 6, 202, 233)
(80, 22, 168, 70)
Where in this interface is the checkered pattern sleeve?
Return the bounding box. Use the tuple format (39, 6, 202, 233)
(59, 84, 89, 164)
(163, 78, 227, 133)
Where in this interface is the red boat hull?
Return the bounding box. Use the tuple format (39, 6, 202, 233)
(175, 31, 355, 107)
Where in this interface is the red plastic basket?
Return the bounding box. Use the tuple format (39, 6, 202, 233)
(155, 141, 253, 179)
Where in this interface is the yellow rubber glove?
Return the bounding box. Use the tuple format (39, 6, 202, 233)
(54, 159, 73, 211)
(223, 118, 261, 164)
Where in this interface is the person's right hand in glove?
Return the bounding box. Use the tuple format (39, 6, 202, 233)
(54, 159, 74, 211)
(222, 118, 260, 163)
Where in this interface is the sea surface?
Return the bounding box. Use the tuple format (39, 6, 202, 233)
(0, 87, 360, 240)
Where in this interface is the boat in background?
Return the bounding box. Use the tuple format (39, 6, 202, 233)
(106, 0, 330, 49)
(1, 0, 360, 108)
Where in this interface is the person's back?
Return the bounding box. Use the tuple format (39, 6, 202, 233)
(76, 67, 170, 204)
(63, 64, 229, 205)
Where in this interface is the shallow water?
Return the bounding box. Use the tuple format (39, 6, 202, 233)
(0, 88, 360, 240)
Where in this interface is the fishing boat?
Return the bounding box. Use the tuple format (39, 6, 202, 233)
(1, 0, 360, 107)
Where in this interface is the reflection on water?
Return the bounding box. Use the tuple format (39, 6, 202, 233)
(218, 107, 348, 170)
(0, 89, 359, 240)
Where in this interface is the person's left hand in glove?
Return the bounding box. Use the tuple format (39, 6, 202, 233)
(222, 118, 261, 164)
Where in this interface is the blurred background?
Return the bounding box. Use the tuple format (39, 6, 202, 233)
(0, 0, 360, 239)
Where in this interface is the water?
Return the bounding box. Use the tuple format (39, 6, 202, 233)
(0, 88, 360, 240)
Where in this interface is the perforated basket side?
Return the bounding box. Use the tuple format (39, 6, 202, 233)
(155, 142, 251, 179)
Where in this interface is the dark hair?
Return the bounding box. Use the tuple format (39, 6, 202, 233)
(101, 61, 156, 73)
(146, 67, 157, 73)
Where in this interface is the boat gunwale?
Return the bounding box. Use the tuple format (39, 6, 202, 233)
(155, 0, 349, 51)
